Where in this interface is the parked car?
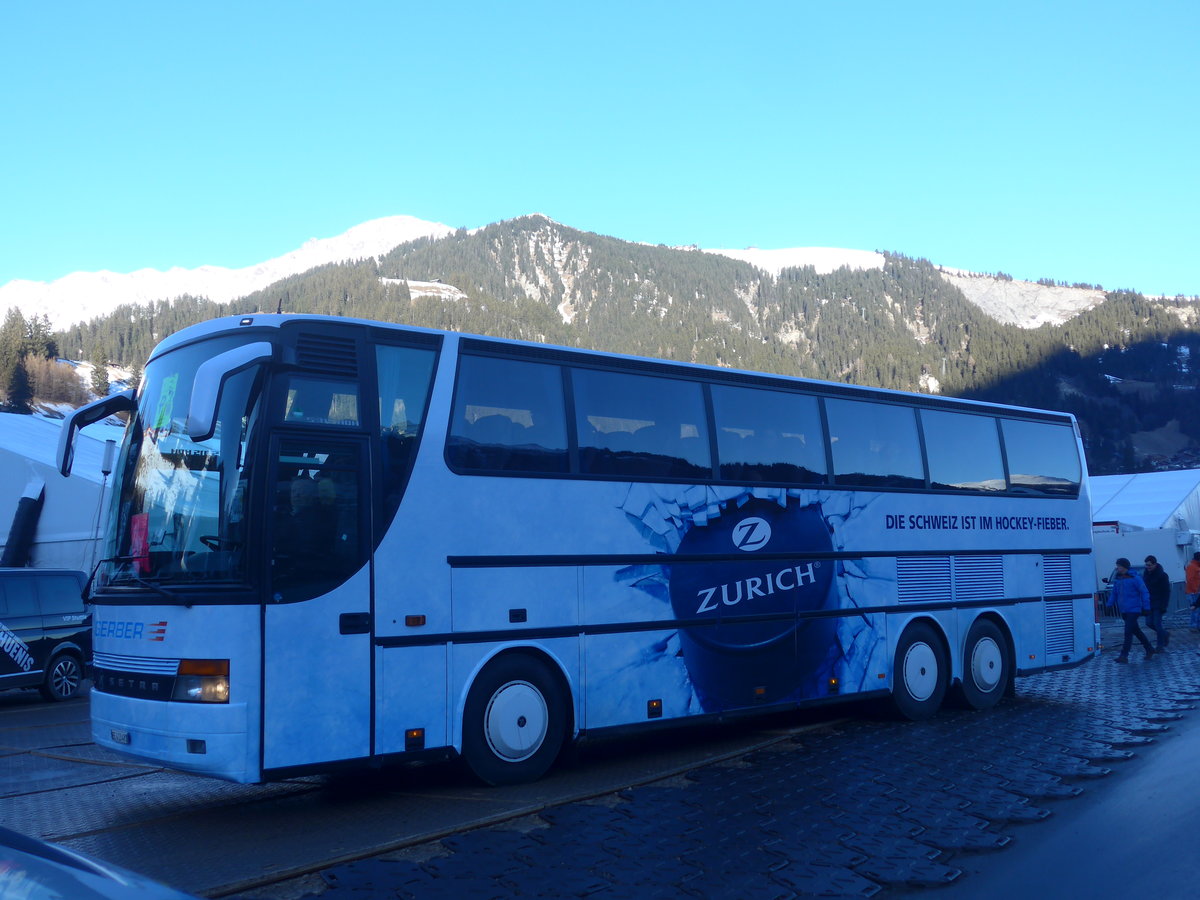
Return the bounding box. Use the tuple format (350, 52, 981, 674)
(0, 568, 90, 701)
(0, 824, 198, 899)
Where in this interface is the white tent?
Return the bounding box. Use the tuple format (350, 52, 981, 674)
(1090, 469, 1200, 592)
(0, 413, 124, 571)
(1091, 470, 1200, 532)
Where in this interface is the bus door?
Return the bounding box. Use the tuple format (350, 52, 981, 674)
(262, 434, 373, 771)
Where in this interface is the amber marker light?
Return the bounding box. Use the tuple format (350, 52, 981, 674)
(173, 659, 230, 703)
(177, 659, 229, 676)
(405, 615, 426, 627)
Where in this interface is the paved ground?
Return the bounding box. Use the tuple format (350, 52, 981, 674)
(231, 611, 1200, 899)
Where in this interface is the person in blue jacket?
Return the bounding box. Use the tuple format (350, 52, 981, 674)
(1111, 557, 1155, 663)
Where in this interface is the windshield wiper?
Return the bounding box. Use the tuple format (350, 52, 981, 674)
(82, 555, 134, 600)
(127, 575, 185, 602)
(85, 555, 189, 605)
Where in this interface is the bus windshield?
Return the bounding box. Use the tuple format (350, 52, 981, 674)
(101, 336, 266, 591)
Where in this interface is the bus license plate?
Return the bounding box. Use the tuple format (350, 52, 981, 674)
(111, 729, 130, 745)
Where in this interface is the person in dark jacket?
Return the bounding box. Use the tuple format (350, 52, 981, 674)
(1142, 555, 1171, 651)
(1110, 558, 1154, 663)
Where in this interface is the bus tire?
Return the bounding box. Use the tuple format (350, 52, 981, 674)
(461, 654, 567, 786)
(40, 652, 84, 702)
(959, 619, 1010, 710)
(891, 622, 947, 721)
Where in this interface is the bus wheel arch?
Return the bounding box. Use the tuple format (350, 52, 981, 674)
(957, 616, 1013, 710)
(890, 619, 949, 721)
(460, 649, 572, 786)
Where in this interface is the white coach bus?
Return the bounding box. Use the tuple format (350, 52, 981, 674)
(58, 314, 1097, 785)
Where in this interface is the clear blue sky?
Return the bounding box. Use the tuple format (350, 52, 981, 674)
(3, 1, 1197, 296)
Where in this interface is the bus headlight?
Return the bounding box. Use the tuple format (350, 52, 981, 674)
(173, 659, 230, 703)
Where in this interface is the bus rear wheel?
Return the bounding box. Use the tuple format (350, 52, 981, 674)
(462, 654, 567, 786)
(959, 619, 1010, 710)
(891, 622, 947, 721)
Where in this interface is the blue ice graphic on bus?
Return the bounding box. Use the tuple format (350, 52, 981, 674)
(616, 483, 890, 713)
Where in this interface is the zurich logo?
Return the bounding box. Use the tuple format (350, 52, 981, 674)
(732, 516, 771, 551)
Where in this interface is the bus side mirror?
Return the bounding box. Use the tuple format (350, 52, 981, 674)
(57, 390, 137, 477)
(186, 342, 274, 441)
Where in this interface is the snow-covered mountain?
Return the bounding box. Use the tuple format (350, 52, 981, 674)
(0, 216, 456, 330)
(0, 213, 1113, 331)
(936, 268, 1105, 329)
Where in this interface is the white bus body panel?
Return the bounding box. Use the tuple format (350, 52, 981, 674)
(90, 604, 261, 782)
(263, 566, 372, 770)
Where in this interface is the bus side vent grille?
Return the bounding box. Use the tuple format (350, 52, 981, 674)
(297, 334, 358, 376)
(1042, 554, 1073, 595)
(953, 556, 1004, 602)
(1045, 598, 1075, 654)
(897, 557, 951, 603)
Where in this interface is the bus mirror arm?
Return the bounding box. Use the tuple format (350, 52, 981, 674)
(57, 390, 136, 477)
(186, 342, 275, 441)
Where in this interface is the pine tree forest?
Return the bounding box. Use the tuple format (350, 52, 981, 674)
(10, 215, 1200, 476)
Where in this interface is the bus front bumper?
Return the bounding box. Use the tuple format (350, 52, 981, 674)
(91, 690, 258, 784)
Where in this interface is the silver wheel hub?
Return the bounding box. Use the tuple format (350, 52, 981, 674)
(53, 661, 79, 694)
(969, 636, 1003, 692)
(483, 680, 548, 762)
(902, 641, 938, 701)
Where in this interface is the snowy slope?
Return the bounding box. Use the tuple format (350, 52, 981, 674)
(938, 269, 1105, 329)
(0, 216, 455, 329)
(701, 246, 885, 276)
(0, 213, 1115, 332)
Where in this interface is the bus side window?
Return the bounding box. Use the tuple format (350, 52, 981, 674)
(447, 356, 569, 473)
(377, 345, 438, 520)
(282, 376, 359, 427)
(573, 369, 710, 479)
(271, 443, 365, 601)
(1001, 419, 1081, 496)
(711, 385, 827, 484)
(922, 409, 1005, 492)
(826, 398, 924, 489)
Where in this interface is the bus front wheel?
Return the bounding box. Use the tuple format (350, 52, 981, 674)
(959, 619, 1010, 710)
(462, 654, 567, 786)
(891, 622, 947, 721)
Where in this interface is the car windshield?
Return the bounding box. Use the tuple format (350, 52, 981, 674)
(100, 336, 266, 590)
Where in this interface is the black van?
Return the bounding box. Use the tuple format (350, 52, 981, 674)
(0, 568, 90, 701)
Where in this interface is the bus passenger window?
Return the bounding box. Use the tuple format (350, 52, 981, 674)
(447, 356, 568, 473)
(1001, 419, 1081, 496)
(377, 345, 437, 520)
(826, 399, 924, 489)
(282, 376, 360, 427)
(711, 385, 826, 484)
(921, 410, 1005, 492)
(573, 369, 710, 479)
(271, 442, 364, 602)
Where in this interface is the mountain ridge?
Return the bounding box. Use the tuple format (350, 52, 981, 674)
(0, 213, 1131, 332)
(0, 215, 455, 329)
(25, 214, 1200, 476)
